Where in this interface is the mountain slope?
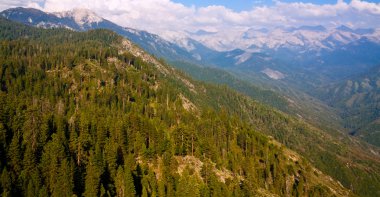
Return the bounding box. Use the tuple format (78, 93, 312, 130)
(316, 65, 380, 146)
(169, 60, 343, 131)
(0, 17, 355, 197)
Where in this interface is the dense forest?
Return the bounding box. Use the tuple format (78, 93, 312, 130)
(0, 18, 378, 196)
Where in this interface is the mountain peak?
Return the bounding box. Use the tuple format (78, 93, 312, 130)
(1, 7, 49, 19)
(336, 25, 354, 32)
(192, 29, 217, 36)
(54, 8, 103, 26)
(2, 7, 39, 13)
(289, 25, 327, 32)
(336, 25, 375, 35)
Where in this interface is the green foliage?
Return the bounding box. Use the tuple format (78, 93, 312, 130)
(115, 166, 136, 197)
(176, 168, 200, 197)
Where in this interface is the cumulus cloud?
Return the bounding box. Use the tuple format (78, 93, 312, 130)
(1, 0, 380, 37)
(0, 0, 39, 11)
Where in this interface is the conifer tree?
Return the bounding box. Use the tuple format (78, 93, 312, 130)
(83, 151, 103, 197)
(115, 166, 126, 197)
(176, 168, 200, 197)
(124, 167, 136, 197)
(1, 168, 11, 196)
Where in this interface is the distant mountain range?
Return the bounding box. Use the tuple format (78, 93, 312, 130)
(180, 24, 380, 52)
(182, 24, 380, 84)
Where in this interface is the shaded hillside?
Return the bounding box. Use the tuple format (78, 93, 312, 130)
(316, 65, 380, 146)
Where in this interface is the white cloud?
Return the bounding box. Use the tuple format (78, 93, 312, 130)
(1, 0, 380, 37)
(0, 0, 34, 11)
(351, 0, 380, 14)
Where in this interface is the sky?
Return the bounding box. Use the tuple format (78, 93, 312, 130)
(1, 0, 380, 38)
(173, 0, 380, 11)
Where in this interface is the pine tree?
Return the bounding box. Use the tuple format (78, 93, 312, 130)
(124, 167, 136, 197)
(141, 187, 148, 197)
(25, 169, 41, 197)
(115, 165, 135, 197)
(0, 122, 6, 158)
(176, 168, 200, 197)
(115, 166, 126, 197)
(40, 133, 67, 194)
(1, 168, 11, 196)
(83, 151, 103, 197)
(52, 159, 74, 197)
(8, 133, 21, 175)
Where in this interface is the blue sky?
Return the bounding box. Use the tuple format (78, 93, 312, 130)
(173, 0, 380, 11)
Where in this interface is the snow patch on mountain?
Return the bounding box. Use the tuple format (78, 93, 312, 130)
(172, 37, 195, 52)
(54, 8, 103, 27)
(235, 52, 252, 65)
(328, 31, 361, 44)
(159, 31, 197, 52)
(261, 68, 285, 80)
(36, 21, 63, 29)
(124, 28, 141, 36)
(187, 28, 248, 51)
(192, 53, 202, 61)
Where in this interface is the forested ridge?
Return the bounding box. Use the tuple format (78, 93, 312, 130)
(0, 18, 376, 196)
